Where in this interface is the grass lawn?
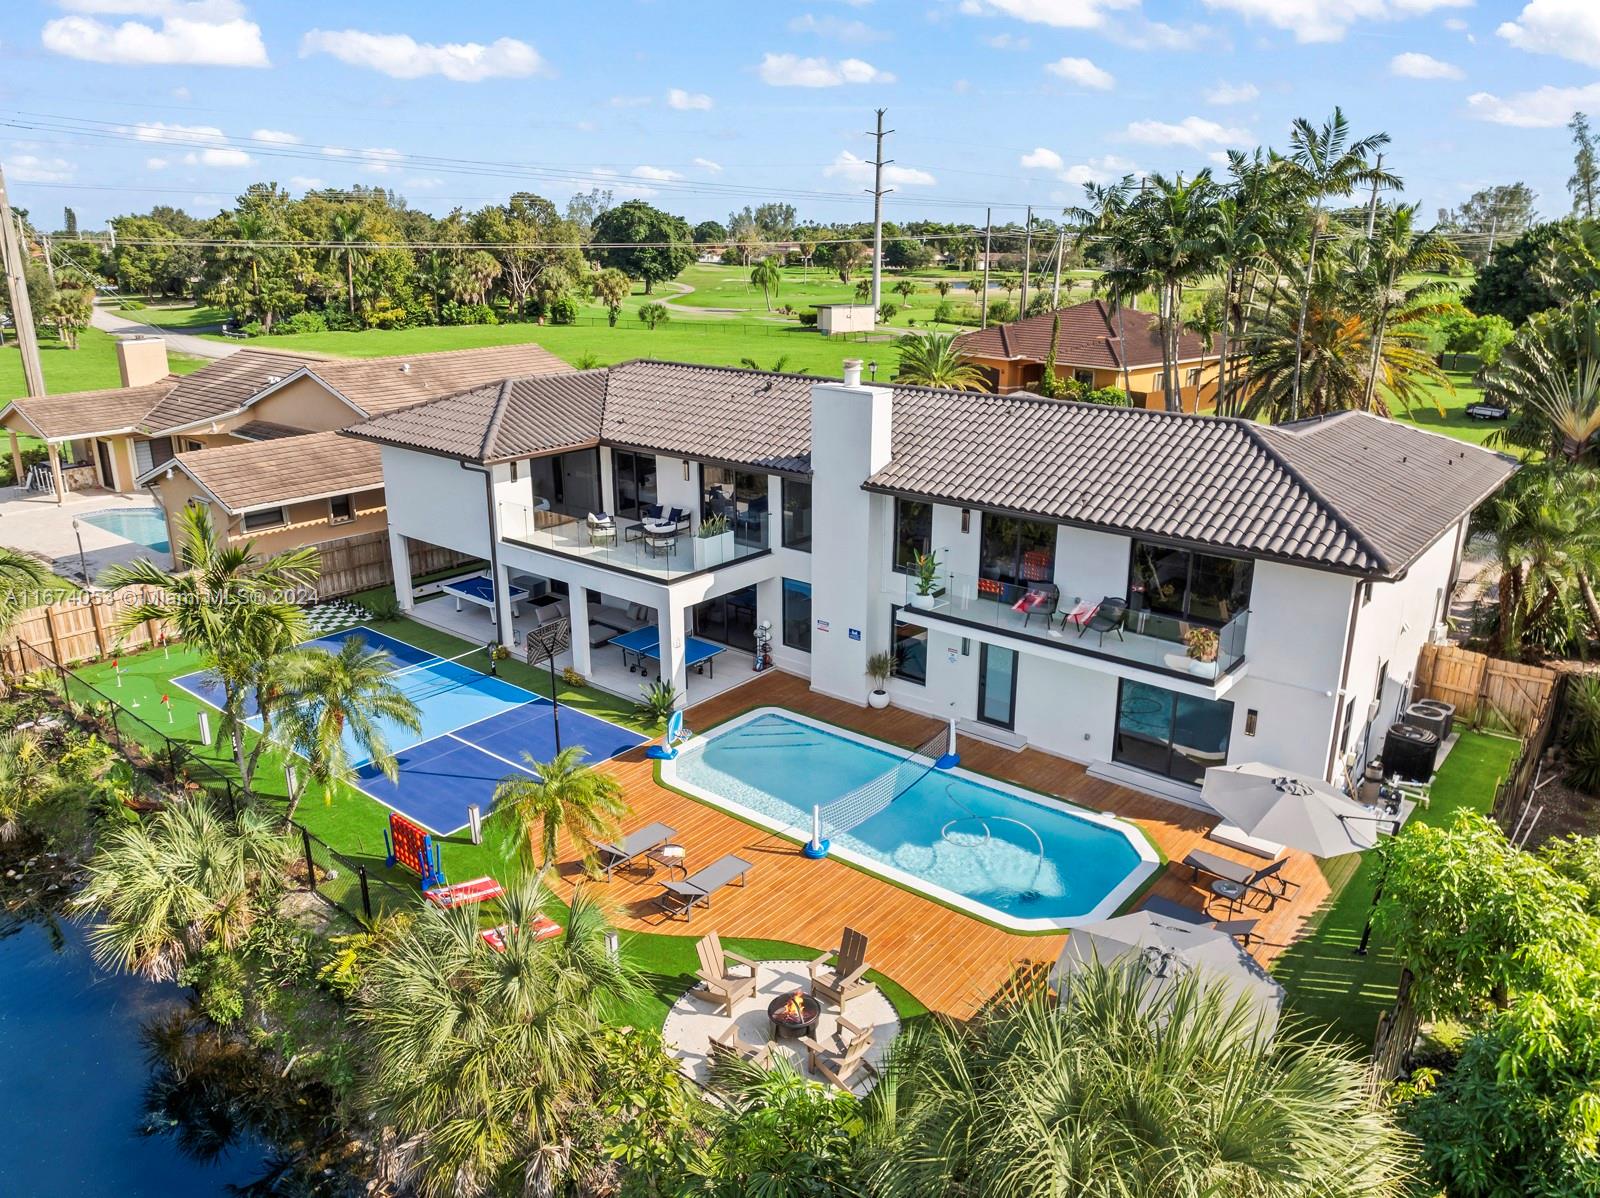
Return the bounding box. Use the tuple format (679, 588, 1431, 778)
(1270, 729, 1521, 1047)
(0, 327, 207, 404)
(70, 617, 931, 1027)
(119, 300, 229, 330)
(1394, 368, 1506, 449)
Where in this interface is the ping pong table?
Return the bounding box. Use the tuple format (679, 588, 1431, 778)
(609, 624, 726, 679)
(440, 573, 530, 617)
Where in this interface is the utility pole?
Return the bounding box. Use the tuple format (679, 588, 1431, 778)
(41, 233, 55, 284)
(0, 162, 46, 401)
(1485, 215, 1499, 268)
(866, 107, 893, 321)
(980, 207, 992, 329)
(1019, 206, 1032, 317)
(1051, 228, 1065, 307)
(1362, 152, 1385, 251)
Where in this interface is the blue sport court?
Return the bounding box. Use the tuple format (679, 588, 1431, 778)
(173, 627, 646, 835)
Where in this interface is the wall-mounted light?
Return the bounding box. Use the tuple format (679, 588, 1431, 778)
(961, 637, 970, 656)
(961, 508, 971, 533)
(682, 460, 691, 481)
(1245, 709, 1258, 736)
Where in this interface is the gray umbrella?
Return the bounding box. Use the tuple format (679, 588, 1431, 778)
(1201, 762, 1386, 858)
(1051, 910, 1285, 1035)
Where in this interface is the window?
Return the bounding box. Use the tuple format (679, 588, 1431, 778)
(328, 494, 354, 524)
(1073, 369, 1095, 387)
(978, 514, 1055, 591)
(1338, 696, 1357, 758)
(782, 578, 812, 651)
(893, 499, 932, 572)
(1114, 679, 1234, 785)
(1129, 540, 1253, 626)
(702, 466, 767, 547)
(242, 507, 285, 531)
(781, 478, 812, 551)
(612, 450, 658, 520)
(185, 440, 203, 452)
(890, 606, 927, 685)
(1185, 367, 1201, 387)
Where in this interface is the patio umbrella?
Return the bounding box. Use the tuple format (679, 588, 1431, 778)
(1200, 762, 1386, 859)
(1050, 911, 1285, 1035)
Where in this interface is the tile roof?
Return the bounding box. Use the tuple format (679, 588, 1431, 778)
(156, 430, 383, 513)
(230, 419, 303, 441)
(139, 348, 329, 435)
(952, 300, 1217, 370)
(1, 382, 176, 440)
(342, 359, 1515, 578)
(308, 343, 573, 416)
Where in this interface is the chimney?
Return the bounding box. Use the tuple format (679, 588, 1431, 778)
(117, 337, 170, 388)
(841, 358, 863, 388)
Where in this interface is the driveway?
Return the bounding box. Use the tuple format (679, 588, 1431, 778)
(91, 304, 238, 361)
(0, 486, 170, 586)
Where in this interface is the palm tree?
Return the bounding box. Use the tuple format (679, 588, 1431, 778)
(272, 638, 422, 819)
(77, 798, 290, 982)
(355, 875, 635, 1198)
(490, 745, 628, 874)
(327, 207, 369, 317)
(591, 267, 631, 326)
(894, 331, 987, 390)
(862, 962, 1416, 1197)
(0, 729, 58, 841)
(1486, 296, 1600, 462)
(893, 278, 918, 306)
(739, 355, 806, 374)
(0, 546, 54, 634)
(933, 279, 953, 300)
(1356, 204, 1465, 413)
(750, 256, 782, 311)
(101, 505, 319, 793)
(1477, 466, 1600, 655)
(1279, 108, 1400, 419)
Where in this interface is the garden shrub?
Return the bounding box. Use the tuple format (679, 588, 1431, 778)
(118, 299, 146, 311)
(278, 310, 328, 336)
(323, 307, 362, 332)
(547, 294, 580, 325)
(797, 310, 818, 327)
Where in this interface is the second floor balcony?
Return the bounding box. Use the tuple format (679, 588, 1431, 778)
(498, 502, 771, 582)
(897, 571, 1249, 682)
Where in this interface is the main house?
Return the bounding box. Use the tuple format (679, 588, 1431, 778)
(345, 357, 1512, 800)
(953, 300, 1223, 410)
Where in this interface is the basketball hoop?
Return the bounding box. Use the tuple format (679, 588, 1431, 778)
(525, 617, 571, 753)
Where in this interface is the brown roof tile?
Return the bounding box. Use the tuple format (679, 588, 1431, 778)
(158, 430, 383, 513)
(952, 300, 1216, 371)
(1, 381, 176, 440)
(140, 348, 329, 435)
(309, 342, 573, 415)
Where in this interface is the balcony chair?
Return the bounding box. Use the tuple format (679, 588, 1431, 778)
(1081, 596, 1128, 645)
(1011, 581, 1060, 628)
(586, 512, 617, 547)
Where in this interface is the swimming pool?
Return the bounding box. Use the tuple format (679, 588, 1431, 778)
(79, 507, 171, 554)
(664, 709, 1160, 931)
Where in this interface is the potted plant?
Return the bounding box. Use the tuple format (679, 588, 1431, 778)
(866, 650, 895, 709)
(635, 678, 681, 727)
(693, 513, 734, 569)
(910, 550, 940, 609)
(1183, 626, 1220, 679)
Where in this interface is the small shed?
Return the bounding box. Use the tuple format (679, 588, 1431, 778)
(814, 303, 877, 336)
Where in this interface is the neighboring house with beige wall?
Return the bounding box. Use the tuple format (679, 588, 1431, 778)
(952, 300, 1227, 411)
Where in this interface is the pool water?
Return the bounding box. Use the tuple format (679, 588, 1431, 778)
(79, 507, 171, 554)
(667, 710, 1158, 930)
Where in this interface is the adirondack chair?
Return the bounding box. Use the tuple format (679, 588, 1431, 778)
(809, 927, 873, 1011)
(709, 1021, 771, 1068)
(801, 1016, 876, 1090)
(695, 932, 757, 1017)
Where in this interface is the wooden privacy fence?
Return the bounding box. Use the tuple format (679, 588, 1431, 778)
(310, 530, 475, 599)
(1413, 643, 1560, 736)
(0, 588, 170, 677)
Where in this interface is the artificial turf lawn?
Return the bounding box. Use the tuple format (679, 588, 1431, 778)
(70, 617, 932, 1027)
(1269, 729, 1521, 1047)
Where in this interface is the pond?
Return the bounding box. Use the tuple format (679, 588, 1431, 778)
(0, 915, 273, 1196)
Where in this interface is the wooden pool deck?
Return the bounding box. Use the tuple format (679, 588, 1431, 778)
(548, 671, 1333, 1018)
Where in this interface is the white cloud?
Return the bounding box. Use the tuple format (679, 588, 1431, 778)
(288, 175, 325, 191)
(299, 29, 545, 81)
(1444, 16, 1468, 30)
(56, 2, 246, 15)
(985, 32, 1030, 48)
(128, 120, 227, 144)
(1020, 146, 1065, 170)
(1044, 55, 1114, 89)
(7, 154, 75, 183)
(403, 176, 445, 188)
(42, 9, 269, 66)
(1390, 50, 1463, 78)
(1120, 115, 1252, 148)
(666, 87, 713, 110)
(1498, 0, 1600, 67)
(823, 149, 935, 185)
(170, 84, 190, 100)
(183, 145, 250, 167)
(144, 155, 169, 169)
(320, 144, 404, 172)
(788, 13, 887, 41)
(1204, 80, 1258, 104)
(632, 165, 682, 181)
(251, 127, 300, 143)
(1057, 153, 1139, 187)
(1467, 81, 1600, 127)
(757, 52, 895, 86)
(960, 0, 1140, 31)
(1199, 0, 1470, 44)
(692, 156, 723, 173)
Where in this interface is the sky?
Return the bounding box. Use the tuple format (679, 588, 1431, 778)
(2, 0, 1599, 233)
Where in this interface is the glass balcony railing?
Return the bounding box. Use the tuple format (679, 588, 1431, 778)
(892, 571, 1249, 681)
(497, 503, 771, 581)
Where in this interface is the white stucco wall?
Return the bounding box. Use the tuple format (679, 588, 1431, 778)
(379, 445, 493, 558)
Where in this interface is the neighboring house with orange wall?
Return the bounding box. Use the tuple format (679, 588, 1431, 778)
(952, 300, 1227, 411)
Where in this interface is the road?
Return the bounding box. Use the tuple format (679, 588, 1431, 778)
(90, 303, 239, 360)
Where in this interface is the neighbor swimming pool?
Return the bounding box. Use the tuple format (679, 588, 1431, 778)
(664, 709, 1160, 931)
(79, 507, 171, 554)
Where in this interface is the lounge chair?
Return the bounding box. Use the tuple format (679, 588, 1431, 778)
(1142, 895, 1260, 946)
(800, 1017, 876, 1090)
(695, 931, 757, 1017)
(809, 927, 873, 1011)
(657, 854, 753, 922)
(1012, 582, 1059, 629)
(645, 528, 678, 558)
(1082, 596, 1128, 645)
(710, 1021, 771, 1068)
(1183, 850, 1301, 907)
(593, 821, 676, 880)
(587, 512, 617, 547)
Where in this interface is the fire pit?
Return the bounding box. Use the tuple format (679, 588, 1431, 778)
(767, 989, 821, 1040)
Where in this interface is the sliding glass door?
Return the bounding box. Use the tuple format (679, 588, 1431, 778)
(1113, 679, 1234, 785)
(977, 644, 1018, 729)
